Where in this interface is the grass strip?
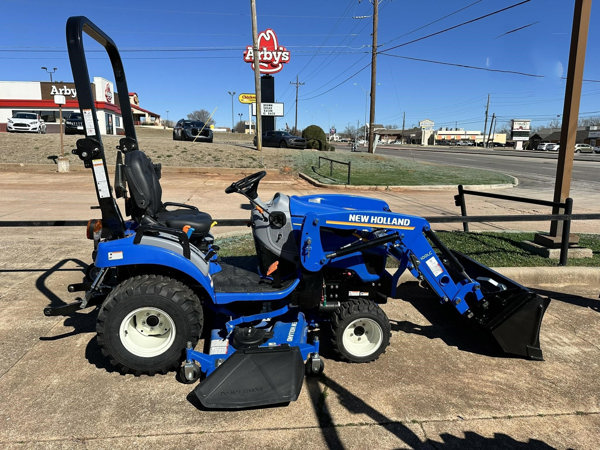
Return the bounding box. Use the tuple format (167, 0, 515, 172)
(216, 231, 600, 267)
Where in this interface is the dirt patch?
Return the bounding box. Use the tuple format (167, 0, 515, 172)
(0, 127, 308, 173)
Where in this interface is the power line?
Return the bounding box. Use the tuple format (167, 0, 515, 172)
(301, 62, 371, 101)
(379, 0, 531, 53)
(380, 53, 544, 78)
(300, 54, 370, 97)
(496, 22, 539, 38)
(290, 75, 305, 132)
(380, 0, 483, 46)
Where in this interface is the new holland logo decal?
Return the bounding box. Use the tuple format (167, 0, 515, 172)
(325, 214, 415, 230)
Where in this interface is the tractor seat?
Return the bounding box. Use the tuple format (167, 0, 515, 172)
(122, 149, 213, 239)
(156, 208, 212, 236)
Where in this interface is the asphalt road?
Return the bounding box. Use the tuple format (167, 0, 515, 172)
(373, 146, 600, 193)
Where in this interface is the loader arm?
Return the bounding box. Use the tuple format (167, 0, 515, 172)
(299, 210, 484, 316)
(299, 209, 550, 360)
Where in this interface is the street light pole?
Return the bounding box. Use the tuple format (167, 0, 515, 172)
(41, 66, 57, 83)
(238, 112, 243, 132)
(227, 91, 236, 132)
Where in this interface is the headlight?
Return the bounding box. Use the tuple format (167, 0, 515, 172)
(7, 119, 12, 123)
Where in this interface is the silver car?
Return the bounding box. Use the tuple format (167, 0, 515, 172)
(574, 143, 593, 153)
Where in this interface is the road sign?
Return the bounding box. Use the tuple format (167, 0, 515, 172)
(252, 102, 284, 117)
(238, 93, 256, 104)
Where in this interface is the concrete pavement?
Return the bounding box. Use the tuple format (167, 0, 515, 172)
(0, 167, 599, 448)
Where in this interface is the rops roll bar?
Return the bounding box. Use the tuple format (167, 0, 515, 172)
(66, 16, 139, 239)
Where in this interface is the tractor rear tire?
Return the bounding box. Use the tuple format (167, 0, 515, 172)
(96, 274, 203, 375)
(330, 298, 390, 363)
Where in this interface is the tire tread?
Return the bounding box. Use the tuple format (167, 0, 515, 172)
(96, 274, 202, 376)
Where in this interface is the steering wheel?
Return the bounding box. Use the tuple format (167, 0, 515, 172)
(225, 170, 266, 200)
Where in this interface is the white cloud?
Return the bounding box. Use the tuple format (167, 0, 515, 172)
(555, 61, 564, 78)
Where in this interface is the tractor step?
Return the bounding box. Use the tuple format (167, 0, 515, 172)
(68, 282, 91, 293)
(194, 345, 304, 409)
(43, 298, 85, 316)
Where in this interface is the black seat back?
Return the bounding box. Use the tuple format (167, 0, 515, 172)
(123, 150, 163, 220)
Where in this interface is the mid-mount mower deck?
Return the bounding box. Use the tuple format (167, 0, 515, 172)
(44, 16, 550, 409)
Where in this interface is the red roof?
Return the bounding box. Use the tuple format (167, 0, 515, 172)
(130, 103, 159, 118)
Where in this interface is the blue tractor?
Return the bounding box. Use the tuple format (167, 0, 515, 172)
(45, 17, 550, 409)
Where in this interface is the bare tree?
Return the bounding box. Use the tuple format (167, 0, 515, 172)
(578, 116, 600, 127)
(497, 120, 512, 135)
(187, 109, 215, 125)
(342, 124, 357, 138)
(548, 118, 561, 128)
(234, 120, 246, 133)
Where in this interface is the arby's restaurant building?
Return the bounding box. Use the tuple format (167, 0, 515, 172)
(0, 76, 160, 134)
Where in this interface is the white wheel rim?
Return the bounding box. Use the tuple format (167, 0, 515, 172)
(342, 318, 383, 358)
(119, 307, 176, 358)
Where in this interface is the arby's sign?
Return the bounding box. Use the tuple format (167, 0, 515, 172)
(243, 29, 290, 74)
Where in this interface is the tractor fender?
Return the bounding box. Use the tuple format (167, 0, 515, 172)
(94, 235, 215, 298)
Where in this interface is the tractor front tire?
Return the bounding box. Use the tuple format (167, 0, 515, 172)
(330, 298, 391, 363)
(96, 275, 203, 375)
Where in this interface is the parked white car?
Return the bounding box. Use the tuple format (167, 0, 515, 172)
(7, 112, 46, 133)
(546, 143, 560, 151)
(536, 143, 551, 151)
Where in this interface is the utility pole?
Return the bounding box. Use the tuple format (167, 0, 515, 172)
(482, 93, 490, 147)
(487, 113, 496, 146)
(290, 75, 304, 134)
(250, 0, 262, 150)
(401, 111, 405, 144)
(486, 113, 496, 147)
(367, 0, 379, 154)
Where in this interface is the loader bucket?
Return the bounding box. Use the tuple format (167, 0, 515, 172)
(450, 251, 550, 360)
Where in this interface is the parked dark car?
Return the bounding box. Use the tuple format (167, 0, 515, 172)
(253, 130, 306, 149)
(173, 119, 213, 142)
(65, 112, 85, 135)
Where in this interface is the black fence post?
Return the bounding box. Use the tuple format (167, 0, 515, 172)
(559, 197, 573, 266)
(455, 185, 469, 232)
(347, 162, 351, 185)
(329, 160, 333, 177)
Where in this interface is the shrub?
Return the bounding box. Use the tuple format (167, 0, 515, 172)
(302, 125, 334, 151)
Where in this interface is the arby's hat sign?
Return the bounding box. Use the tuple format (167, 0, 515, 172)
(243, 29, 290, 74)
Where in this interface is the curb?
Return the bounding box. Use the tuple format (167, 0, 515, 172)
(299, 171, 518, 191)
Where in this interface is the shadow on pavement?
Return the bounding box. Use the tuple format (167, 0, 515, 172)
(34, 257, 88, 309)
(533, 288, 599, 312)
(307, 374, 554, 449)
(392, 281, 506, 358)
(34, 258, 114, 370)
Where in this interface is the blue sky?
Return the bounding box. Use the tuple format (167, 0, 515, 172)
(1, 0, 599, 132)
